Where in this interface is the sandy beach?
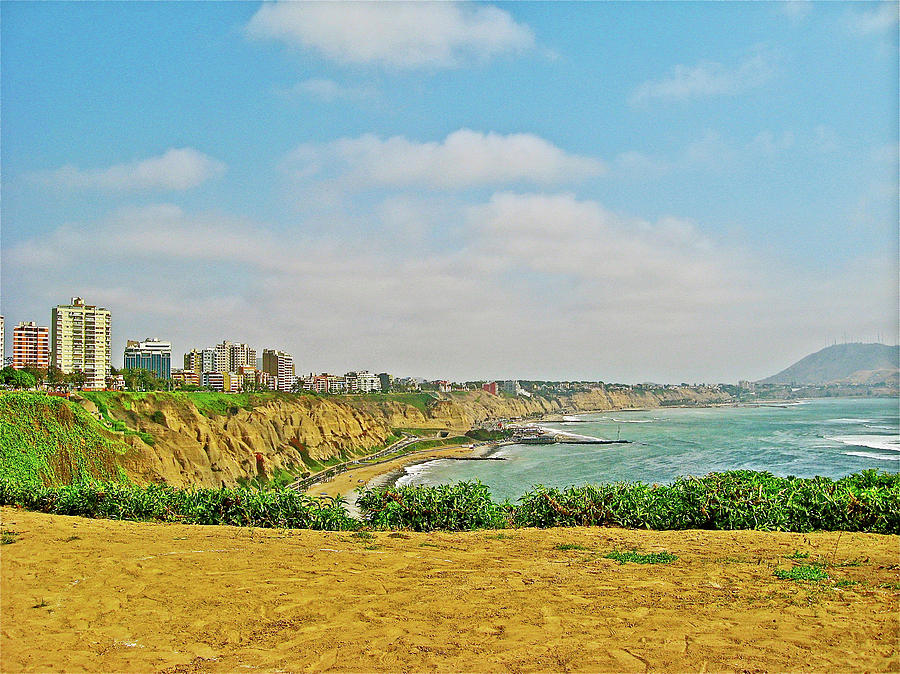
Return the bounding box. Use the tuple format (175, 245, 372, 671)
(306, 442, 492, 501)
(2, 506, 898, 673)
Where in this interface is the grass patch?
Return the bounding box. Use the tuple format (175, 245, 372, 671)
(409, 436, 470, 451)
(604, 549, 678, 565)
(774, 565, 829, 582)
(351, 530, 374, 539)
(554, 543, 590, 551)
(0, 392, 129, 487)
(786, 550, 810, 560)
(352, 393, 436, 414)
(1, 529, 17, 545)
(393, 427, 446, 437)
(833, 579, 859, 588)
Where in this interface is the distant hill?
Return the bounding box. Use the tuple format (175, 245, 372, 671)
(759, 343, 899, 385)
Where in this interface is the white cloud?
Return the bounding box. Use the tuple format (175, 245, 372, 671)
(39, 148, 225, 191)
(279, 78, 377, 103)
(750, 130, 795, 155)
(812, 125, 839, 153)
(779, 1, 812, 21)
(5, 197, 895, 383)
(246, 2, 534, 69)
(286, 129, 605, 190)
(848, 2, 898, 35)
(631, 48, 777, 104)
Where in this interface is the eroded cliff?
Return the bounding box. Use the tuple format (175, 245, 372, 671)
(75, 386, 732, 488)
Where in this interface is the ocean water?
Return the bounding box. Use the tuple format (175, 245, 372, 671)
(396, 397, 900, 501)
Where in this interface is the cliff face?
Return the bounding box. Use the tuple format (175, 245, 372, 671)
(75, 387, 732, 488)
(78, 394, 394, 489)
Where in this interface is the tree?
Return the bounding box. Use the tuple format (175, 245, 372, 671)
(121, 368, 165, 392)
(47, 366, 66, 385)
(0, 367, 37, 389)
(67, 371, 86, 389)
(21, 367, 48, 387)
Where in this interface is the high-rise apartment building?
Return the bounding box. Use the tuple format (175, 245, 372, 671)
(12, 322, 50, 370)
(51, 297, 111, 390)
(262, 349, 295, 392)
(0, 316, 5, 367)
(184, 348, 215, 375)
(214, 341, 256, 373)
(124, 337, 171, 379)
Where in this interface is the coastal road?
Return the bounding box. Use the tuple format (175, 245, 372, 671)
(286, 433, 423, 494)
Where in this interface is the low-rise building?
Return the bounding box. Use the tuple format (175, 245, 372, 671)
(124, 337, 171, 380)
(172, 369, 200, 387)
(223, 371, 243, 393)
(345, 370, 381, 393)
(482, 381, 498, 395)
(201, 371, 224, 391)
(499, 380, 519, 395)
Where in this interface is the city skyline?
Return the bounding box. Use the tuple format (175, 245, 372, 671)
(2, 2, 897, 383)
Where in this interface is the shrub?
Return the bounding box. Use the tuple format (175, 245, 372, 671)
(774, 565, 829, 581)
(357, 480, 512, 531)
(0, 478, 358, 531)
(605, 549, 678, 564)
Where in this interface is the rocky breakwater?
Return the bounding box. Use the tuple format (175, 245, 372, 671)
(77, 393, 393, 488)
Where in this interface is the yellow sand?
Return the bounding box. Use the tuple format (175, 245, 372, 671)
(2, 506, 898, 673)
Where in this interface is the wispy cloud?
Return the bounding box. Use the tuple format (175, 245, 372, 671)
(847, 2, 898, 35)
(630, 47, 777, 104)
(286, 129, 605, 190)
(37, 148, 225, 191)
(779, 1, 813, 22)
(279, 78, 378, 103)
(246, 2, 534, 70)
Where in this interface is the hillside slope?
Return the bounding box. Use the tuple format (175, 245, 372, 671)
(760, 343, 899, 385)
(0, 392, 133, 486)
(71, 387, 731, 488)
(2, 387, 733, 490)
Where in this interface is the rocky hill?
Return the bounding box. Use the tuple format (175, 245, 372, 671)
(759, 343, 899, 385)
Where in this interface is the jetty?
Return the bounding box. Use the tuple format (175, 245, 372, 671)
(512, 426, 631, 445)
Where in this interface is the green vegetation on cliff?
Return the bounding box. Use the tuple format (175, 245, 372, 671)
(0, 393, 130, 487)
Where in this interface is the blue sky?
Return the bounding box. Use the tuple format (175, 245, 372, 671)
(2, 1, 897, 382)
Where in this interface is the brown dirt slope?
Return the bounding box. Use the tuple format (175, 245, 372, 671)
(79, 394, 395, 489)
(76, 387, 731, 488)
(2, 507, 897, 673)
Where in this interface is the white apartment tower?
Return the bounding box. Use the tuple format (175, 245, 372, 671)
(51, 297, 111, 390)
(214, 341, 256, 373)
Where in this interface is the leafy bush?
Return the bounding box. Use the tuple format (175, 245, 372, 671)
(357, 481, 512, 531)
(0, 479, 357, 531)
(359, 470, 900, 534)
